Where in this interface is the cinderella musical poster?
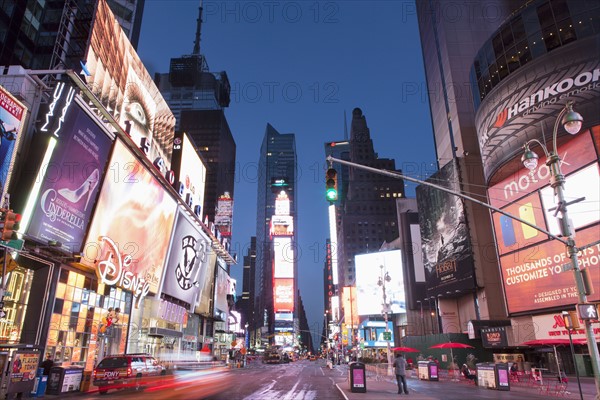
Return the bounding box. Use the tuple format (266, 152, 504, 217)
(26, 94, 113, 252)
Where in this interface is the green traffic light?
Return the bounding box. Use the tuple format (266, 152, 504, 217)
(326, 188, 338, 201)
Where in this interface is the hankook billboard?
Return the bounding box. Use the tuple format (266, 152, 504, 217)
(475, 37, 600, 182)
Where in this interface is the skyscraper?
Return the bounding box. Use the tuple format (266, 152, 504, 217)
(155, 4, 235, 225)
(334, 108, 405, 288)
(415, 0, 521, 329)
(0, 0, 145, 70)
(254, 124, 298, 347)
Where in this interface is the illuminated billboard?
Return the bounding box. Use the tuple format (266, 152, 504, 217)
(474, 42, 600, 181)
(82, 140, 177, 295)
(270, 215, 294, 237)
(273, 237, 294, 278)
(355, 250, 406, 316)
(160, 208, 211, 309)
(489, 130, 600, 314)
(416, 160, 476, 296)
(215, 193, 233, 237)
(274, 190, 290, 216)
(342, 286, 359, 327)
(170, 132, 206, 215)
(0, 85, 26, 198)
(85, 0, 175, 170)
(274, 278, 294, 312)
(26, 95, 113, 252)
(213, 260, 230, 320)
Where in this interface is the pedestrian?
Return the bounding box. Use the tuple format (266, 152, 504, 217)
(393, 352, 409, 395)
(40, 354, 55, 376)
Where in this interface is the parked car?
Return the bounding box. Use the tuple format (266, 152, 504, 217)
(93, 353, 165, 394)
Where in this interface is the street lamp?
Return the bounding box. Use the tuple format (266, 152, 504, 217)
(521, 101, 600, 397)
(378, 264, 393, 376)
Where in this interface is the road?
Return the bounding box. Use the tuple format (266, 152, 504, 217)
(56, 358, 597, 399)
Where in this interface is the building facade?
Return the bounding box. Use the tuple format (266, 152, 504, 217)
(254, 124, 298, 348)
(415, 0, 522, 332)
(0, 0, 236, 384)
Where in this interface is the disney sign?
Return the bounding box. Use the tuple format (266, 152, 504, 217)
(96, 236, 151, 307)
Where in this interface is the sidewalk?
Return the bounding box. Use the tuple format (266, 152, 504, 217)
(331, 365, 599, 400)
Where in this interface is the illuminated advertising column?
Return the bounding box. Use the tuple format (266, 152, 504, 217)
(272, 190, 295, 347)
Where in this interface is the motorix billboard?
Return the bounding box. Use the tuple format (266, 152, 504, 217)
(489, 129, 600, 315)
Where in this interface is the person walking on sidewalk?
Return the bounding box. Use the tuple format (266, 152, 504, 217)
(393, 352, 409, 395)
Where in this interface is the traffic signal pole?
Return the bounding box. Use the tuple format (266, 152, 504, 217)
(326, 155, 600, 398)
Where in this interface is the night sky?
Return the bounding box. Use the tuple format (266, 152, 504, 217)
(137, 0, 437, 342)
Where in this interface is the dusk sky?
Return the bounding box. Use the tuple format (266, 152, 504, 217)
(137, 1, 437, 341)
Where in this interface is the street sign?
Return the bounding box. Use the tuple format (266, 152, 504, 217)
(560, 263, 573, 272)
(383, 332, 391, 341)
(0, 239, 24, 251)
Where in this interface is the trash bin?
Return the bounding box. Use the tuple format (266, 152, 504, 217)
(348, 361, 366, 393)
(45, 366, 84, 395)
(30, 368, 47, 398)
(494, 363, 510, 391)
(417, 361, 439, 381)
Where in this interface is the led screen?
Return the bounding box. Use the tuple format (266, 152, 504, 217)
(27, 97, 112, 251)
(489, 130, 600, 314)
(0, 85, 26, 197)
(82, 140, 177, 294)
(355, 250, 406, 316)
(160, 208, 211, 308)
(85, 0, 175, 169)
(541, 163, 600, 233)
(274, 278, 294, 312)
(273, 237, 294, 278)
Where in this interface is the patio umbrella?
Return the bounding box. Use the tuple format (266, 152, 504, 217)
(391, 346, 420, 353)
(519, 339, 585, 377)
(429, 342, 474, 368)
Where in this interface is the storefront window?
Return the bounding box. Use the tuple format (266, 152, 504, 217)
(46, 269, 132, 371)
(0, 266, 33, 343)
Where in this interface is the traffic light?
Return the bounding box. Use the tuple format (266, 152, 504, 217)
(0, 209, 21, 241)
(325, 168, 338, 203)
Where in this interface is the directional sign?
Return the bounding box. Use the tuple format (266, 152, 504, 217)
(383, 332, 392, 341)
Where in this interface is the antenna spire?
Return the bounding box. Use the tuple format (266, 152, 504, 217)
(192, 1, 203, 55)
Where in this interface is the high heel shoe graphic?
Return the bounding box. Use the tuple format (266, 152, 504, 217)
(58, 169, 100, 211)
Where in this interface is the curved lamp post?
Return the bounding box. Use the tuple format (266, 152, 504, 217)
(378, 264, 394, 376)
(521, 101, 600, 398)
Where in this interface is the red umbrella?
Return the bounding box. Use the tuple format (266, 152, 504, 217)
(429, 342, 474, 368)
(519, 339, 586, 376)
(391, 346, 420, 353)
